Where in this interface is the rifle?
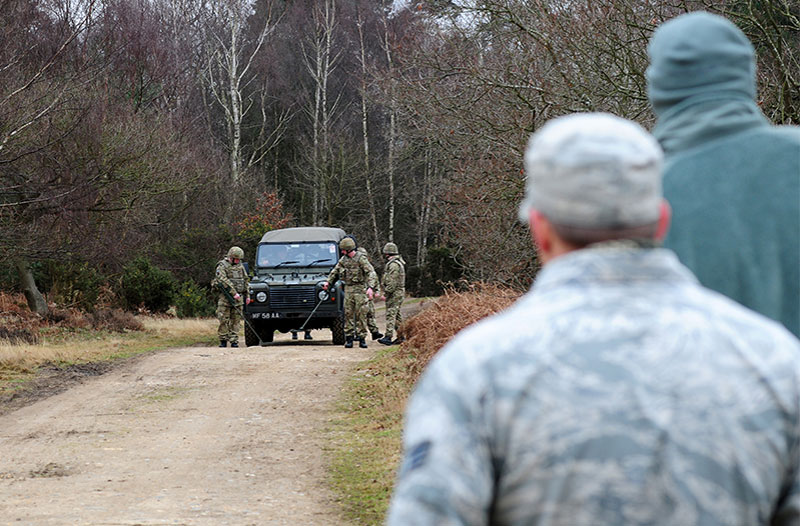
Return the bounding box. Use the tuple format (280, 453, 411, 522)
(215, 282, 264, 346)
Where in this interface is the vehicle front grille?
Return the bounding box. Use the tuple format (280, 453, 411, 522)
(269, 286, 317, 309)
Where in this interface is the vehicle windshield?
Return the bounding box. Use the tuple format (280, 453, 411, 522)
(256, 242, 338, 268)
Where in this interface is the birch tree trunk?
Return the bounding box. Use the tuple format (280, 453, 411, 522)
(311, 36, 322, 225)
(304, 0, 340, 226)
(201, 1, 278, 189)
(416, 141, 434, 269)
(319, 2, 331, 225)
(228, 14, 243, 185)
(356, 12, 380, 250)
(380, 13, 397, 242)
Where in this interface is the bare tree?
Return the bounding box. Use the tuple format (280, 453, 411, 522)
(379, 8, 399, 242)
(415, 140, 437, 269)
(0, 0, 220, 313)
(0, 0, 99, 156)
(0, 0, 103, 314)
(301, 0, 345, 225)
(200, 0, 287, 190)
(355, 10, 381, 249)
(384, 0, 669, 284)
(704, 0, 800, 123)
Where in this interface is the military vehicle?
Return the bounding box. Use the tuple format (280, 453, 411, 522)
(244, 227, 346, 346)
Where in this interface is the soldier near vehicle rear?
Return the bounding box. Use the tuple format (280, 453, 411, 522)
(324, 237, 378, 348)
(378, 243, 405, 346)
(212, 246, 250, 348)
(357, 247, 384, 341)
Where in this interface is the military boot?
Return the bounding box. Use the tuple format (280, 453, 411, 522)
(344, 335, 354, 348)
(304, 331, 313, 340)
(230, 341, 239, 348)
(219, 340, 227, 347)
(371, 331, 383, 340)
(377, 336, 393, 346)
(359, 337, 368, 348)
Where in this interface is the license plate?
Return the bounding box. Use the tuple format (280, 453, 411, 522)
(251, 312, 280, 319)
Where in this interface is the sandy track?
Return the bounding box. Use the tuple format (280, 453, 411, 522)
(0, 331, 375, 525)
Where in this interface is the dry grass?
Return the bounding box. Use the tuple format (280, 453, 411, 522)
(397, 283, 521, 382)
(0, 292, 217, 388)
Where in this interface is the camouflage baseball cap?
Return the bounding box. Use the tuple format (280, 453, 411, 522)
(518, 113, 663, 229)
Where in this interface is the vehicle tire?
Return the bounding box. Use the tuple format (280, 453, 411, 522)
(245, 322, 273, 346)
(331, 315, 345, 345)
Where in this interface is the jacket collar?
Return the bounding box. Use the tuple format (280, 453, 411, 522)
(532, 246, 697, 293)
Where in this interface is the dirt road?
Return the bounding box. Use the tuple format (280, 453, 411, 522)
(0, 330, 377, 525)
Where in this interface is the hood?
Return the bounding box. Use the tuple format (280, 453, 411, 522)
(646, 12, 767, 153)
(647, 11, 756, 116)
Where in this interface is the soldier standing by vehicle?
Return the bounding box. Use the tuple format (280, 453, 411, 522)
(212, 246, 250, 348)
(357, 246, 384, 341)
(378, 242, 405, 346)
(323, 237, 377, 348)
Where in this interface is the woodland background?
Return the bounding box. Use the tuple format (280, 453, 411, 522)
(1, 0, 797, 316)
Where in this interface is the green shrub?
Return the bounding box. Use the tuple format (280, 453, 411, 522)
(156, 227, 224, 285)
(42, 261, 105, 311)
(175, 280, 215, 318)
(407, 246, 464, 297)
(120, 257, 177, 313)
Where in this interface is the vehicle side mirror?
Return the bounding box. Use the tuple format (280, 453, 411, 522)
(243, 261, 251, 276)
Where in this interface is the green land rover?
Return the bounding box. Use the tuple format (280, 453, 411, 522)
(243, 227, 346, 346)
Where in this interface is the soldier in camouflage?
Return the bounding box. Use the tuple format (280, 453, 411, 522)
(378, 242, 405, 345)
(357, 246, 384, 340)
(323, 236, 378, 348)
(387, 113, 800, 525)
(212, 246, 250, 348)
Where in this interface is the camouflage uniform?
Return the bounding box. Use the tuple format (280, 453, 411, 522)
(357, 247, 382, 337)
(327, 250, 377, 341)
(388, 246, 800, 525)
(381, 254, 405, 341)
(212, 255, 249, 345)
(365, 295, 380, 335)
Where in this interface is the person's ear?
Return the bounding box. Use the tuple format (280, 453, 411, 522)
(529, 209, 551, 253)
(655, 200, 671, 241)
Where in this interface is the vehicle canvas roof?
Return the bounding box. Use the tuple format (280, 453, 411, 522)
(258, 226, 347, 244)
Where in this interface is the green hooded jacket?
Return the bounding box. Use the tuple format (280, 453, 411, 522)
(647, 12, 800, 337)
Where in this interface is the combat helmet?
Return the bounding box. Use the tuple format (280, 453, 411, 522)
(382, 242, 398, 255)
(227, 246, 244, 260)
(339, 237, 356, 251)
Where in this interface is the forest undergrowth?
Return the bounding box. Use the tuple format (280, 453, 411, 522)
(0, 292, 216, 389)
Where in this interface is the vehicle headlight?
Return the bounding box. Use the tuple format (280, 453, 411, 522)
(318, 290, 329, 301)
(256, 291, 268, 303)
